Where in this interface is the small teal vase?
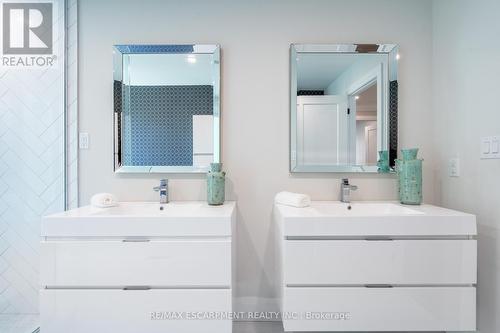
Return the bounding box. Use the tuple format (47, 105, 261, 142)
(377, 150, 390, 173)
(207, 163, 225, 206)
(396, 148, 423, 205)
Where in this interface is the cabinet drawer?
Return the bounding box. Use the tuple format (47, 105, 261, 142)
(285, 239, 476, 285)
(283, 287, 476, 332)
(41, 289, 231, 333)
(41, 240, 231, 287)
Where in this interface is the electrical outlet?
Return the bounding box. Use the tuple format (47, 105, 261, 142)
(449, 158, 460, 177)
(79, 132, 89, 150)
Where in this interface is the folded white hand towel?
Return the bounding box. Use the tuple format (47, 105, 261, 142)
(274, 191, 311, 208)
(90, 193, 118, 208)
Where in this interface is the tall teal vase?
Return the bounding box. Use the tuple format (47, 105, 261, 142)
(396, 148, 423, 205)
(377, 150, 390, 173)
(207, 163, 225, 205)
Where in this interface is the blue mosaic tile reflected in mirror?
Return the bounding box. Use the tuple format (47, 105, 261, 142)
(113, 44, 220, 173)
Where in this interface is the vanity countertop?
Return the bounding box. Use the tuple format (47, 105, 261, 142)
(274, 201, 476, 237)
(42, 201, 236, 238)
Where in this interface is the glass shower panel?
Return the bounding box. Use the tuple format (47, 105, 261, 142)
(0, 0, 67, 320)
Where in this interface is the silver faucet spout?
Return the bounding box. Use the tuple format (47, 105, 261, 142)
(340, 178, 357, 203)
(153, 179, 169, 204)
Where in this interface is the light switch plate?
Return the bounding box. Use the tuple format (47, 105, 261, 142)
(449, 158, 460, 177)
(481, 136, 500, 159)
(481, 138, 490, 155)
(79, 132, 89, 150)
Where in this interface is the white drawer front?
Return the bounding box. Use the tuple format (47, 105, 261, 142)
(41, 240, 231, 287)
(283, 287, 476, 332)
(41, 289, 231, 333)
(285, 239, 477, 285)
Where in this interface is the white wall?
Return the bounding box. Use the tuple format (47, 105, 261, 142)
(79, 0, 433, 312)
(432, 1, 500, 332)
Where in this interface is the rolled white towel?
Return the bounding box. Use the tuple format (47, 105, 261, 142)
(90, 193, 118, 208)
(274, 191, 311, 208)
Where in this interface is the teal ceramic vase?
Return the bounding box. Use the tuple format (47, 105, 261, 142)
(207, 163, 225, 205)
(396, 148, 423, 205)
(377, 150, 390, 173)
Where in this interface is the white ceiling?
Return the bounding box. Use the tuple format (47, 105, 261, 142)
(296, 53, 358, 90)
(127, 53, 215, 86)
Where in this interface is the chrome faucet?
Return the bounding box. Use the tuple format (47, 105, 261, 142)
(340, 178, 357, 203)
(153, 179, 169, 204)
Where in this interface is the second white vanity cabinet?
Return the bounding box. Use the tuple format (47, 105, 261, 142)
(41, 202, 236, 333)
(275, 201, 477, 332)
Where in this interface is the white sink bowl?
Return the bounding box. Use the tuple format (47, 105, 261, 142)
(89, 201, 230, 217)
(42, 201, 236, 238)
(274, 201, 476, 237)
(311, 202, 424, 216)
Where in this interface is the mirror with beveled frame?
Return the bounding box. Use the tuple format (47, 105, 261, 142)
(113, 44, 220, 173)
(290, 44, 399, 173)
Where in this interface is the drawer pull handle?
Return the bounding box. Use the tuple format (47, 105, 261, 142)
(123, 286, 151, 290)
(365, 237, 393, 241)
(122, 239, 150, 242)
(365, 284, 393, 288)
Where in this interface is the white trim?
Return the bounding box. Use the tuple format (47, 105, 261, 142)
(65, 0, 78, 209)
(346, 64, 381, 96)
(290, 46, 298, 171)
(347, 63, 384, 159)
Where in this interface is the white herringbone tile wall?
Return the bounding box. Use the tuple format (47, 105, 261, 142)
(0, 0, 78, 314)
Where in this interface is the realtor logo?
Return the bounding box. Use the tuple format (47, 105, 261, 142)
(3, 3, 53, 54)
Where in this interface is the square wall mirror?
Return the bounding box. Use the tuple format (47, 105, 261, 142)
(113, 44, 220, 173)
(290, 44, 399, 173)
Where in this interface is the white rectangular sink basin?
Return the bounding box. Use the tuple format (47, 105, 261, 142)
(311, 202, 424, 216)
(275, 201, 476, 237)
(88, 202, 232, 217)
(42, 201, 236, 238)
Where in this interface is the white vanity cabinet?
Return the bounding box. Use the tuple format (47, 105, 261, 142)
(41, 202, 236, 333)
(274, 201, 477, 332)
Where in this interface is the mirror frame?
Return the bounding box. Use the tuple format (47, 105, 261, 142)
(112, 44, 221, 173)
(290, 43, 399, 173)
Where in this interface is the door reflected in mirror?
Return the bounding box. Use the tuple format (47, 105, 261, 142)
(291, 44, 398, 173)
(355, 83, 378, 166)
